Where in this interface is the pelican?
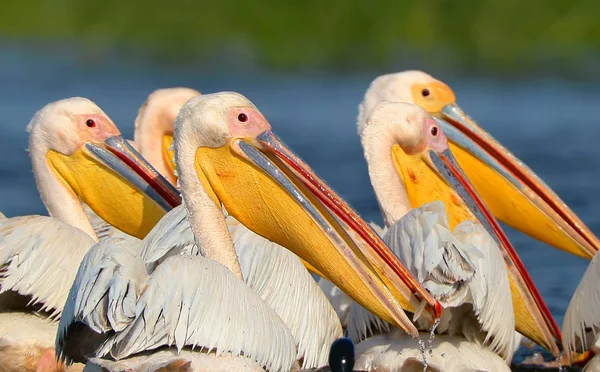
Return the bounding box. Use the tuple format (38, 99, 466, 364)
(323, 76, 562, 359)
(113, 87, 369, 368)
(76, 87, 354, 369)
(56, 92, 442, 371)
(342, 101, 557, 371)
(0, 98, 179, 371)
(356, 70, 600, 259)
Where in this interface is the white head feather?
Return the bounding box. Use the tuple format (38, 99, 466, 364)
(27, 97, 114, 156)
(357, 71, 439, 135)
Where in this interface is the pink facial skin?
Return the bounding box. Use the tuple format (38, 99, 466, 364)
(422, 117, 449, 154)
(227, 107, 272, 139)
(74, 113, 121, 144)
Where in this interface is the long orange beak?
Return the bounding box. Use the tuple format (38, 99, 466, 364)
(193, 128, 442, 336)
(255, 131, 441, 319)
(439, 104, 599, 259)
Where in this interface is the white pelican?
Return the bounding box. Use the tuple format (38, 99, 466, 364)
(0, 98, 179, 371)
(356, 70, 600, 259)
(56, 92, 442, 371)
(323, 76, 563, 358)
(342, 101, 551, 371)
(74, 87, 351, 369)
(115, 86, 365, 368)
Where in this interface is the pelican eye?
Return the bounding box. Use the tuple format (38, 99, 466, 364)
(422, 89, 430, 97)
(86, 119, 96, 128)
(431, 126, 438, 136)
(238, 113, 248, 122)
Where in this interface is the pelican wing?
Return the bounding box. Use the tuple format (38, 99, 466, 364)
(346, 201, 515, 360)
(383, 201, 475, 305)
(0, 215, 94, 317)
(230, 218, 342, 369)
(56, 237, 148, 363)
(452, 220, 515, 361)
(347, 201, 470, 342)
(562, 251, 600, 355)
(94, 255, 296, 372)
(139, 205, 196, 271)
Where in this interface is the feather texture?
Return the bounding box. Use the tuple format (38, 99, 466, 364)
(57, 240, 297, 372)
(144, 207, 343, 369)
(59, 206, 339, 370)
(354, 330, 511, 372)
(0, 215, 95, 317)
(347, 201, 515, 361)
(139, 205, 196, 271)
(562, 251, 600, 355)
(230, 218, 342, 368)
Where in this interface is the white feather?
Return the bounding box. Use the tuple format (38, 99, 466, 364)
(0, 215, 95, 318)
(95, 255, 296, 372)
(346, 201, 515, 361)
(230, 218, 342, 368)
(57, 237, 147, 347)
(145, 207, 343, 369)
(139, 205, 197, 272)
(562, 250, 600, 355)
(60, 205, 340, 370)
(354, 330, 511, 372)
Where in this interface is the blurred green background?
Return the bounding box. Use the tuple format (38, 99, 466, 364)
(3, 0, 599, 76)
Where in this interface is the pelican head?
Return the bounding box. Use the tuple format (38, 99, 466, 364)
(174, 92, 443, 337)
(29, 97, 180, 239)
(358, 71, 599, 259)
(134, 87, 201, 183)
(362, 101, 561, 356)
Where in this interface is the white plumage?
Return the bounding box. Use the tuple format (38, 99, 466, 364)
(230, 218, 342, 367)
(562, 250, 600, 357)
(61, 206, 342, 368)
(0, 216, 95, 319)
(318, 100, 518, 370)
(57, 237, 296, 372)
(353, 330, 511, 372)
(347, 202, 515, 361)
(57, 93, 343, 371)
(59, 198, 341, 372)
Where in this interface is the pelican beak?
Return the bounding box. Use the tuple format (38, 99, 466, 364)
(46, 135, 181, 239)
(437, 103, 599, 259)
(162, 134, 177, 183)
(194, 130, 442, 336)
(392, 124, 561, 355)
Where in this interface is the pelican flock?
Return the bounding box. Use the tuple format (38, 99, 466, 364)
(0, 70, 597, 372)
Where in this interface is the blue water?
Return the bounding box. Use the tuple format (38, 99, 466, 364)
(1, 44, 598, 368)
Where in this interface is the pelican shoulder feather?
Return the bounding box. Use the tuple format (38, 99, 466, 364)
(0, 215, 95, 318)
